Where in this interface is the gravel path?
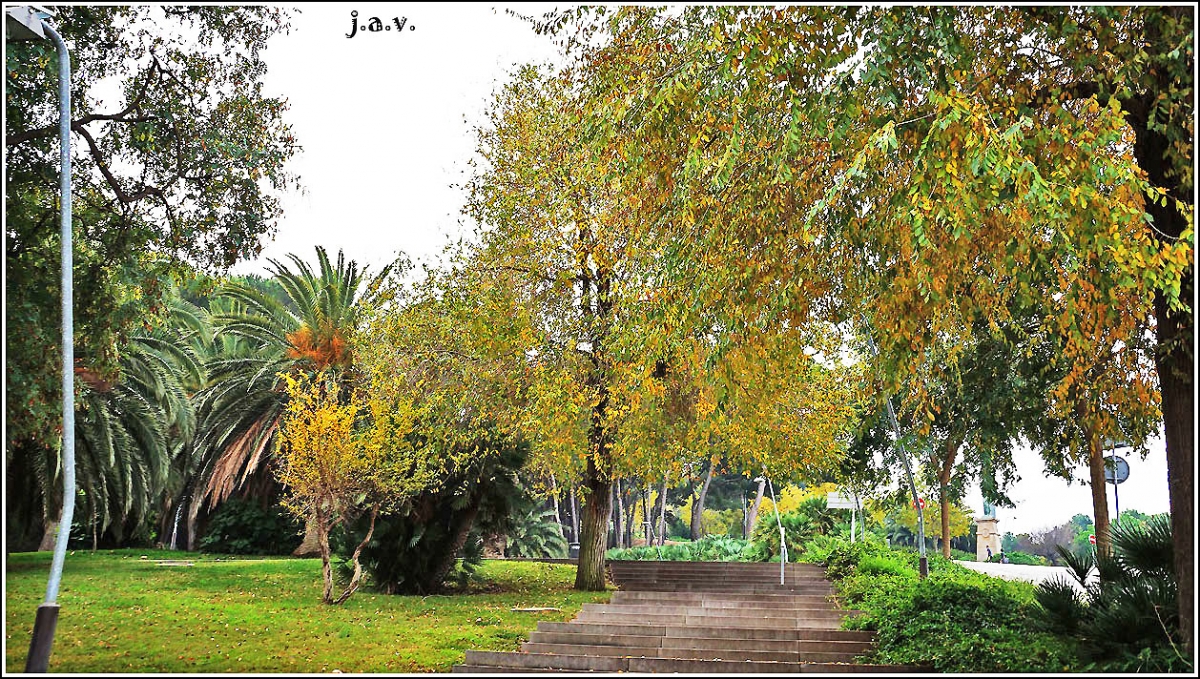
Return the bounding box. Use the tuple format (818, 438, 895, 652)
(957, 560, 1095, 594)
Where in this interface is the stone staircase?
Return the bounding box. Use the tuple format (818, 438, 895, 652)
(453, 561, 924, 673)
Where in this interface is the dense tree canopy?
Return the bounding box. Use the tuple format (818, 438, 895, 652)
(533, 4, 1191, 651)
(5, 6, 300, 546)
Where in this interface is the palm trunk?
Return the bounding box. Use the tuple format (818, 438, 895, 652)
(690, 461, 714, 540)
(422, 492, 482, 594)
(38, 521, 58, 552)
(293, 516, 322, 557)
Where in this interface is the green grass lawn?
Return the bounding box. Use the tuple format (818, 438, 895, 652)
(5, 550, 609, 673)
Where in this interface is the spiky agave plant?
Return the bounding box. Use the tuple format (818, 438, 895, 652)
(1035, 515, 1188, 672)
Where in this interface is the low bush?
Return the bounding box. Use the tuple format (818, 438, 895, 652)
(606, 536, 757, 562)
(988, 550, 1048, 566)
(199, 498, 303, 555)
(818, 540, 1079, 672)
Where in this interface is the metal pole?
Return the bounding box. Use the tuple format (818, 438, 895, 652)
(864, 331, 927, 578)
(26, 19, 73, 674)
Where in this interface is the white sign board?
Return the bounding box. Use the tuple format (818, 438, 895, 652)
(826, 491, 857, 510)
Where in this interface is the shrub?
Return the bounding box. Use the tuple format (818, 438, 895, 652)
(821, 537, 1077, 672)
(606, 535, 756, 562)
(988, 550, 1048, 566)
(1034, 515, 1190, 673)
(199, 498, 303, 555)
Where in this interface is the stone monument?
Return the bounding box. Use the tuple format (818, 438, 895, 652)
(976, 500, 1001, 562)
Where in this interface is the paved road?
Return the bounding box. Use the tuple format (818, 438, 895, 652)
(957, 560, 1095, 593)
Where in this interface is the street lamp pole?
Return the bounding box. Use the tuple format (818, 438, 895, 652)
(7, 6, 74, 672)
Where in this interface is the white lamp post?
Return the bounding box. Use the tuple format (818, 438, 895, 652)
(7, 5, 74, 673)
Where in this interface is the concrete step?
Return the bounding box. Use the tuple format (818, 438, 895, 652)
(616, 583, 834, 594)
(581, 602, 850, 619)
(529, 630, 875, 656)
(520, 642, 863, 664)
(536, 620, 877, 643)
(574, 611, 855, 628)
(613, 578, 830, 587)
(451, 665, 596, 673)
(462, 651, 922, 673)
(610, 594, 837, 610)
(608, 561, 826, 572)
(610, 590, 836, 606)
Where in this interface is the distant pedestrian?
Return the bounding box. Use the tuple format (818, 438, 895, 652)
(1000, 551, 1009, 564)
(986, 546, 992, 560)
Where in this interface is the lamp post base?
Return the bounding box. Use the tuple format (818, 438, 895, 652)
(25, 603, 60, 672)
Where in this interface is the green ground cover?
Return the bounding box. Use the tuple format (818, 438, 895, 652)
(5, 550, 609, 673)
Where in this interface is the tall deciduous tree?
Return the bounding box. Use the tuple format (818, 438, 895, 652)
(540, 6, 1191, 651)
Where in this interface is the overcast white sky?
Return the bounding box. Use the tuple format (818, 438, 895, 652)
(236, 3, 1175, 537)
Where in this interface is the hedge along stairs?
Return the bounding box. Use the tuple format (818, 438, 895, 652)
(453, 561, 928, 673)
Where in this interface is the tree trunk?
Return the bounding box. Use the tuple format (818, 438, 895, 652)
(624, 479, 636, 547)
(938, 438, 961, 559)
(316, 506, 335, 604)
(575, 476, 612, 590)
(613, 480, 625, 548)
(1083, 420, 1112, 558)
(569, 484, 579, 544)
(746, 477, 766, 537)
(550, 475, 565, 539)
(656, 477, 668, 545)
(333, 505, 378, 605)
(642, 484, 653, 543)
(293, 516, 322, 557)
(1125, 60, 1193, 658)
(690, 461, 714, 540)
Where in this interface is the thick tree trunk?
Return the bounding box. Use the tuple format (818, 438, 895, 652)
(575, 476, 612, 590)
(1126, 67, 1193, 659)
(1154, 284, 1193, 658)
(745, 477, 766, 537)
(690, 461, 714, 540)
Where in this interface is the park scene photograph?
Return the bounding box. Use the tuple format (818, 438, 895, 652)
(3, 3, 1194, 674)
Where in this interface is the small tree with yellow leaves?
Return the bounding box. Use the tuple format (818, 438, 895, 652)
(275, 372, 433, 604)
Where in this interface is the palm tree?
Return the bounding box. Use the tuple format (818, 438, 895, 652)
(50, 296, 202, 549)
(185, 246, 390, 551)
